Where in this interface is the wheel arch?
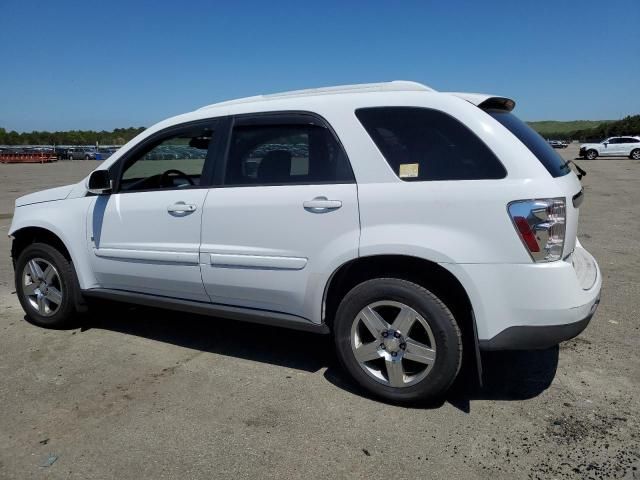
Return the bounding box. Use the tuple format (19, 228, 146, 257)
(322, 254, 482, 383)
(10, 225, 88, 312)
(322, 254, 472, 326)
(11, 226, 72, 265)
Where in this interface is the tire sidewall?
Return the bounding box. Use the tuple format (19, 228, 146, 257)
(587, 150, 597, 160)
(333, 278, 462, 403)
(15, 243, 76, 328)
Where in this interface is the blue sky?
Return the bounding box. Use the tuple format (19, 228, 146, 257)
(1, 0, 638, 131)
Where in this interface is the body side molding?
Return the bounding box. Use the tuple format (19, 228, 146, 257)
(93, 248, 199, 264)
(209, 253, 307, 270)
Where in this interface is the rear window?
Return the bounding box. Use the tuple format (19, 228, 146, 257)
(486, 110, 571, 177)
(355, 107, 506, 181)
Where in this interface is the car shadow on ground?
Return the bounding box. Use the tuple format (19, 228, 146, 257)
(79, 305, 559, 412)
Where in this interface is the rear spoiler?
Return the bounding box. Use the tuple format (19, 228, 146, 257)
(446, 92, 516, 112)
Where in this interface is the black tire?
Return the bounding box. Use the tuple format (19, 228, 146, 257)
(333, 278, 462, 404)
(630, 149, 640, 160)
(586, 149, 598, 160)
(15, 243, 78, 329)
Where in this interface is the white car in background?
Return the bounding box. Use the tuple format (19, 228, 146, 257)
(9, 81, 601, 404)
(579, 136, 640, 160)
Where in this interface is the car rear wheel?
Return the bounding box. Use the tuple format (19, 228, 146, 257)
(333, 278, 462, 404)
(15, 243, 79, 328)
(630, 149, 640, 160)
(586, 149, 598, 160)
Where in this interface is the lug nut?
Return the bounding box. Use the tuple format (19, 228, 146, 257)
(400, 343, 406, 350)
(394, 331, 401, 338)
(381, 331, 388, 338)
(380, 344, 385, 349)
(391, 351, 397, 357)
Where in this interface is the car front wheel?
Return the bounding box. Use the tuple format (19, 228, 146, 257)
(586, 149, 598, 160)
(15, 243, 79, 328)
(631, 149, 640, 160)
(333, 278, 462, 404)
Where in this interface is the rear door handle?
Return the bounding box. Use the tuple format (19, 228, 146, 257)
(167, 202, 197, 213)
(303, 196, 342, 212)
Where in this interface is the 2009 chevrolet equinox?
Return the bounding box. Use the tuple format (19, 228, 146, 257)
(9, 81, 601, 403)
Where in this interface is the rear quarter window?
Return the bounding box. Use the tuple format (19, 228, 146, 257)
(355, 107, 506, 181)
(486, 109, 571, 177)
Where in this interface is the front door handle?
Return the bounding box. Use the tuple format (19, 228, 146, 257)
(303, 196, 342, 212)
(167, 202, 197, 213)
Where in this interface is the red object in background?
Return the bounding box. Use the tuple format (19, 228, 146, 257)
(0, 152, 57, 164)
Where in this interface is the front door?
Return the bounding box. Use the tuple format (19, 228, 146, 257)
(603, 138, 621, 156)
(88, 120, 218, 301)
(200, 113, 360, 320)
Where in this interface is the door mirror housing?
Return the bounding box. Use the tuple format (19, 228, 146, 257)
(87, 170, 112, 194)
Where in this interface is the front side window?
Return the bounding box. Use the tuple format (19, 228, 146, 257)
(356, 107, 506, 181)
(224, 119, 353, 186)
(119, 124, 214, 192)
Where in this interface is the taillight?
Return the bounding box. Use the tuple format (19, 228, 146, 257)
(508, 198, 566, 262)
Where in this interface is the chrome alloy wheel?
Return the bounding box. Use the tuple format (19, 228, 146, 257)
(21, 258, 63, 317)
(350, 300, 436, 388)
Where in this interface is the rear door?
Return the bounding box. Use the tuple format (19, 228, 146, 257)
(620, 137, 639, 156)
(199, 113, 359, 319)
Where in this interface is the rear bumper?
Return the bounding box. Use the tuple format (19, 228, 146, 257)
(478, 294, 599, 350)
(445, 241, 602, 351)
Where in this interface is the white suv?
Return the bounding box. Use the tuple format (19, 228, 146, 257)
(579, 136, 640, 160)
(9, 81, 601, 403)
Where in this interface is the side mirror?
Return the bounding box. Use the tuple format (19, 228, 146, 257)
(603, 141, 609, 146)
(87, 170, 112, 194)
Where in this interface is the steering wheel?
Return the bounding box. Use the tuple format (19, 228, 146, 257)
(160, 169, 195, 187)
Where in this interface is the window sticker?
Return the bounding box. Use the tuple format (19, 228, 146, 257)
(399, 163, 419, 178)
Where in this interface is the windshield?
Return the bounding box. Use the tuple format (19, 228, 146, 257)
(487, 110, 571, 178)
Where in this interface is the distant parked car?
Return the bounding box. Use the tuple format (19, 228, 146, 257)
(55, 147, 71, 160)
(548, 140, 568, 149)
(68, 148, 98, 160)
(579, 137, 640, 160)
(98, 147, 119, 160)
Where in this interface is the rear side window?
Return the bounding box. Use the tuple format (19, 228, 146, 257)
(486, 110, 571, 177)
(355, 107, 506, 181)
(225, 121, 353, 186)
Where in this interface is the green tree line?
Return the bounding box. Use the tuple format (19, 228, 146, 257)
(0, 127, 146, 146)
(532, 115, 640, 141)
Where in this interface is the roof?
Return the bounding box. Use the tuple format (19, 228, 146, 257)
(198, 80, 435, 111)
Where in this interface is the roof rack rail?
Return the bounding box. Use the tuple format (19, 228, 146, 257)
(198, 80, 435, 110)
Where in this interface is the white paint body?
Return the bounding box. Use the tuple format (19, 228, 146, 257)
(9, 81, 601, 342)
(580, 136, 640, 157)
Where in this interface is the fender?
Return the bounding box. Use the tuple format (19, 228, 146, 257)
(9, 198, 98, 290)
